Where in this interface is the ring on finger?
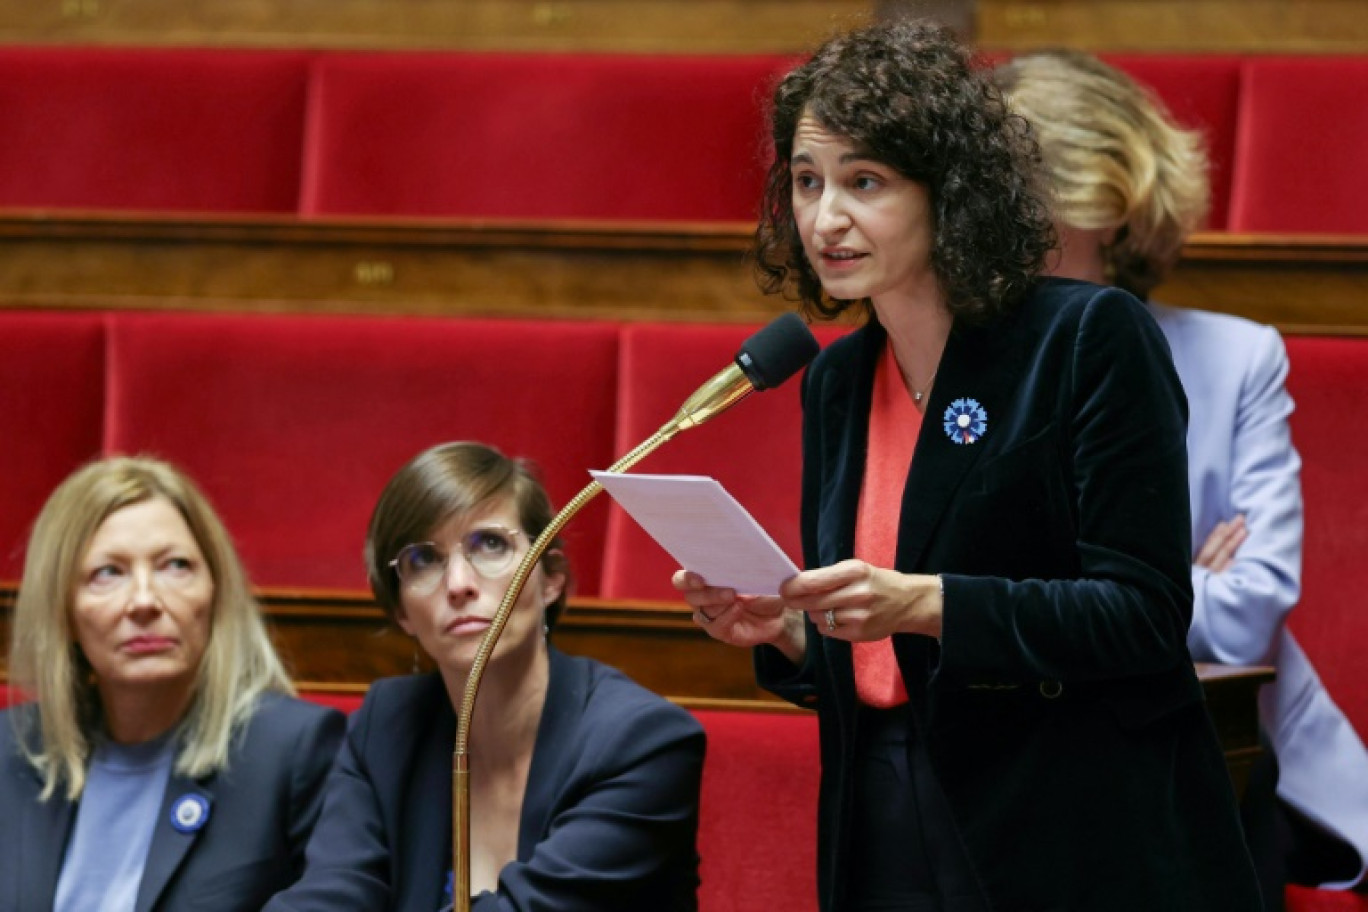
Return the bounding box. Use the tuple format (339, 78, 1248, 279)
(698, 608, 718, 624)
(824, 609, 838, 632)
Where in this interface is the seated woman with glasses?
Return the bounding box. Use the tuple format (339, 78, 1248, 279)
(265, 441, 706, 912)
(0, 456, 345, 911)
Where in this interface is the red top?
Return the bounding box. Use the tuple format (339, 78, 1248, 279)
(852, 341, 922, 707)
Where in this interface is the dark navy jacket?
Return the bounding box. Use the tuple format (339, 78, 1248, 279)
(265, 648, 705, 912)
(759, 279, 1263, 912)
(0, 693, 344, 912)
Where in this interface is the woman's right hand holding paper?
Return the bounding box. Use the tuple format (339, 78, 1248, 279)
(673, 570, 807, 664)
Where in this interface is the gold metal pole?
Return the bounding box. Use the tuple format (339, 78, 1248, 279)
(451, 360, 754, 910)
(451, 429, 667, 908)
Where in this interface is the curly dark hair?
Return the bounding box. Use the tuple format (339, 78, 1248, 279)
(755, 20, 1054, 324)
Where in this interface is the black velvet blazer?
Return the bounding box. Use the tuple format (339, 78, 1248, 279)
(760, 278, 1263, 912)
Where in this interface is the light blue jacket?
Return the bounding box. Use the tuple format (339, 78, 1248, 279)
(1153, 302, 1368, 889)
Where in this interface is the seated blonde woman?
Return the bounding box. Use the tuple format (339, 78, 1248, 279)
(0, 456, 344, 912)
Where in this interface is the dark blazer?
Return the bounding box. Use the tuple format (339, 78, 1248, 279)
(264, 648, 706, 912)
(759, 279, 1263, 912)
(0, 693, 344, 912)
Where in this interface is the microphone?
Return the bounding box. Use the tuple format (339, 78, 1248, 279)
(664, 312, 820, 437)
(451, 310, 818, 912)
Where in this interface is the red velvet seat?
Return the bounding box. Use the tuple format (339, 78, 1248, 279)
(1101, 54, 1244, 231)
(298, 690, 366, 715)
(599, 320, 847, 602)
(300, 51, 791, 221)
(103, 312, 619, 594)
(693, 709, 819, 912)
(0, 311, 106, 580)
(1229, 58, 1368, 234)
(1284, 337, 1368, 743)
(1282, 337, 1368, 912)
(1287, 884, 1368, 912)
(0, 48, 312, 213)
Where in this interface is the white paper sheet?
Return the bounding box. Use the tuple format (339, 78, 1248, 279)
(590, 471, 799, 596)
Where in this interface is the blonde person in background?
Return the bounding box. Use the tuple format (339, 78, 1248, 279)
(0, 456, 344, 911)
(996, 48, 1368, 903)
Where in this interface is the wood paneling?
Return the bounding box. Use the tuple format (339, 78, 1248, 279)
(2, 214, 1366, 333)
(0, 0, 870, 53)
(3, 0, 1365, 54)
(0, 214, 774, 323)
(0, 584, 778, 706)
(261, 590, 778, 706)
(1158, 235, 1368, 336)
(978, 0, 1368, 54)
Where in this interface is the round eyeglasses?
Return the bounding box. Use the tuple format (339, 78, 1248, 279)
(389, 527, 524, 593)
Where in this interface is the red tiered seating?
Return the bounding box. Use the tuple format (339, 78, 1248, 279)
(599, 321, 847, 602)
(1282, 335, 1368, 911)
(693, 709, 819, 912)
(1287, 884, 1368, 912)
(1284, 336, 1368, 743)
(0, 312, 106, 580)
(1229, 58, 1368, 234)
(299, 51, 791, 221)
(0, 48, 312, 213)
(102, 313, 620, 593)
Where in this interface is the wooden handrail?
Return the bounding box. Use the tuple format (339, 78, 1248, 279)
(2, 212, 1366, 333)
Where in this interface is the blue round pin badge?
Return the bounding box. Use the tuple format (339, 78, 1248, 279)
(170, 793, 211, 834)
(943, 397, 988, 445)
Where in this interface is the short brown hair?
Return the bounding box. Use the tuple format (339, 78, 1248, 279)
(364, 442, 571, 629)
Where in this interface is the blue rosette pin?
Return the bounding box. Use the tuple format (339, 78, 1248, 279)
(942, 398, 987, 445)
(170, 793, 211, 834)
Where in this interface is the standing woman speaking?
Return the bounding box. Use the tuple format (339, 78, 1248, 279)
(676, 20, 1263, 912)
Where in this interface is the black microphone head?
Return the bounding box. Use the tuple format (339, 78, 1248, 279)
(734, 312, 820, 391)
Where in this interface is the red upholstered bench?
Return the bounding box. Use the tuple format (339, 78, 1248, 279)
(1229, 57, 1368, 234)
(1284, 337, 1368, 744)
(292, 692, 824, 911)
(600, 321, 848, 602)
(101, 312, 620, 594)
(0, 47, 312, 213)
(693, 709, 819, 912)
(298, 690, 366, 715)
(1283, 336, 1368, 912)
(299, 51, 792, 221)
(1287, 885, 1368, 912)
(0, 311, 106, 580)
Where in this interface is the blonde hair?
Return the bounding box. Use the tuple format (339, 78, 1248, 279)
(8, 456, 294, 800)
(994, 49, 1209, 299)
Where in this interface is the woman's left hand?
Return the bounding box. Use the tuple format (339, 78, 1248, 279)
(779, 560, 942, 640)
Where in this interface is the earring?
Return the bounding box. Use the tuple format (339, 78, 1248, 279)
(411, 644, 421, 675)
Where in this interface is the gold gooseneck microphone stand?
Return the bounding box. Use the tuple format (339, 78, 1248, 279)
(451, 358, 760, 912)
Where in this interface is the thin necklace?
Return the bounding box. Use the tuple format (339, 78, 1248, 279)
(908, 367, 937, 403)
